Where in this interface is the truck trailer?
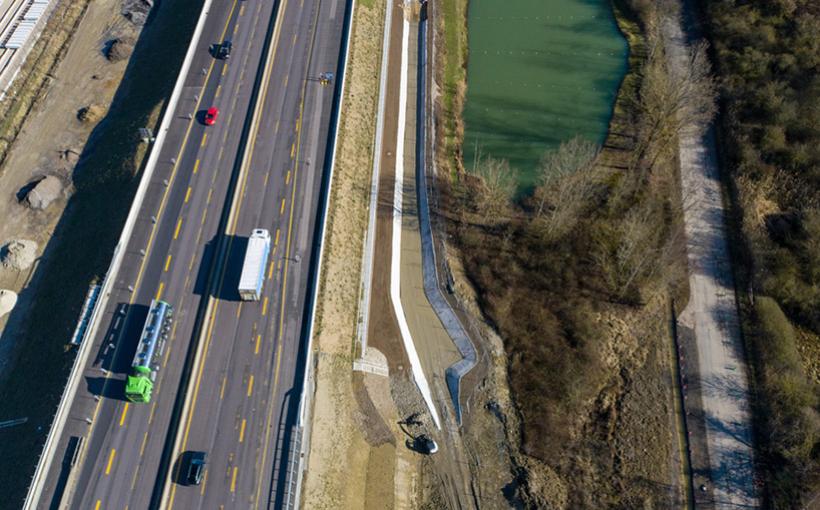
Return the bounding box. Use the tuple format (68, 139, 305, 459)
(125, 299, 173, 403)
(238, 229, 271, 301)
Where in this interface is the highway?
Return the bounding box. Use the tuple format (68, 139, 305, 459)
(33, 0, 347, 507)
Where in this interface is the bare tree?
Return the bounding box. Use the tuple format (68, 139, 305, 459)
(472, 156, 515, 219)
(533, 137, 600, 240)
(631, 37, 717, 176)
(593, 202, 685, 301)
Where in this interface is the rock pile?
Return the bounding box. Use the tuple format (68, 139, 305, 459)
(0, 289, 17, 318)
(1, 240, 38, 271)
(106, 37, 134, 62)
(24, 176, 62, 210)
(77, 104, 104, 124)
(122, 0, 153, 25)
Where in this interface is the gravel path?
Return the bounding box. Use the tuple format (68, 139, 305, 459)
(665, 3, 759, 507)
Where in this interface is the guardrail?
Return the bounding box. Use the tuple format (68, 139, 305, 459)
(22, 0, 216, 506)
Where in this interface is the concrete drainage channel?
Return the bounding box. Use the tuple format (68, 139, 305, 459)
(21, 0, 217, 506)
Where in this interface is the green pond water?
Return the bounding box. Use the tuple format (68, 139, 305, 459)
(463, 0, 628, 191)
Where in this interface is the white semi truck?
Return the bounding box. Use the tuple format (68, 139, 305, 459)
(238, 229, 271, 301)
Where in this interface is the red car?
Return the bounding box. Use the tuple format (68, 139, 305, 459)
(204, 107, 219, 126)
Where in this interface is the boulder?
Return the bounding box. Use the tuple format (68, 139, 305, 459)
(1, 240, 38, 271)
(77, 104, 104, 124)
(0, 289, 17, 319)
(25, 175, 62, 210)
(106, 37, 134, 62)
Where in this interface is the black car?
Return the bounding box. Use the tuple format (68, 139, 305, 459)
(186, 451, 207, 485)
(216, 40, 232, 60)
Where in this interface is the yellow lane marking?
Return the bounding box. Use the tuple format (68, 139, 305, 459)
(215, 84, 222, 98)
(256, 5, 318, 498)
(255, 334, 261, 354)
(200, 469, 208, 495)
(275, 229, 280, 246)
(233, 23, 239, 36)
(95, 500, 101, 510)
(222, 63, 228, 76)
(119, 403, 129, 426)
(268, 260, 274, 280)
(149, 402, 157, 424)
(220, 375, 227, 400)
(280, 198, 286, 215)
(285, 170, 290, 184)
(290, 142, 295, 159)
(273, 340, 283, 391)
(201, 133, 207, 147)
(230, 467, 238, 493)
(172, 0, 288, 503)
(185, 186, 192, 203)
(165, 254, 172, 271)
(156, 282, 165, 300)
(194, 159, 200, 174)
(236, 303, 242, 318)
(151, 0, 239, 506)
(174, 218, 182, 239)
(140, 432, 149, 456)
(239, 419, 247, 443)
(262, 297, 269, 316)
(105, 449, 116, 475)
(247, 375, 254, 397)
(131, 467, 140, 490)
(201, 208, 208, 225)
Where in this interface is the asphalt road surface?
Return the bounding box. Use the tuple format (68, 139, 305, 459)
(35, 0, 346, 508)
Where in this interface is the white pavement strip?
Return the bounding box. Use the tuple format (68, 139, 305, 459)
(390, 17, 441, 430)
(667, 12, 758, 509)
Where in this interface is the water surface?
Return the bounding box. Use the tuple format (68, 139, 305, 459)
(463, 0, 628, 191)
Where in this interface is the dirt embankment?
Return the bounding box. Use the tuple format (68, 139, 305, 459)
(0, 0, 150, 347)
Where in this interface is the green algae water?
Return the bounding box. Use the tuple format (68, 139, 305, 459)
(463, 0, 628, 191)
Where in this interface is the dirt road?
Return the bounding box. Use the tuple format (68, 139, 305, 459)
(667, 2, 758, 507)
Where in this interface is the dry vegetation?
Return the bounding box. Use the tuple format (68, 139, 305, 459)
(431, 0, 713, 505)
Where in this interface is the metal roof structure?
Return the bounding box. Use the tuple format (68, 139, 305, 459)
(1, 0, 52, 49)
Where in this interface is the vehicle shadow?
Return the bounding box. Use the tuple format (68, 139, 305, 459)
(84, 376, 126, 401)
(192, 234, 246, 302)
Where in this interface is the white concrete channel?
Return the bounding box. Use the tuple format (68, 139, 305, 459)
(22, 0, 216, 506)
